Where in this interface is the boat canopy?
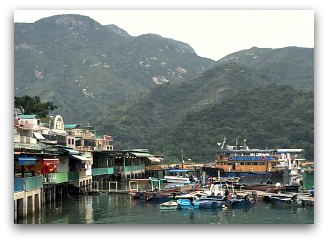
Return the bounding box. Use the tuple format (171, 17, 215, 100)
(167, 169, 189, 173)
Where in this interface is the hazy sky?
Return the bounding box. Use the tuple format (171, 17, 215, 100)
(14, 10, 314, 60)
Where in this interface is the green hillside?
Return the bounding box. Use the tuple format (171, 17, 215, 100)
(14, 14, 214, 122)
(91, 47, 314, 161)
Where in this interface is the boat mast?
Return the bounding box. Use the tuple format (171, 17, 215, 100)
(221, 137, 226, 150)
(235, 136, 239, 150)
(181, 148, 184, 169)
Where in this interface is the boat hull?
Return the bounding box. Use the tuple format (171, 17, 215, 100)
(202, 167, 284, 179)
(164, 176, 191, 184)
(270, 195, 303, 206)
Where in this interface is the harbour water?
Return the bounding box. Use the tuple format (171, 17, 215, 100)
(16, 174, 314, 224)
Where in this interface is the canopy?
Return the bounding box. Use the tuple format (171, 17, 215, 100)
(167, 169, 189, 173)
(16, 156, 37, 165)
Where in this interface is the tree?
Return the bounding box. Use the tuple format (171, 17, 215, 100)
(14, 95, 57, 118)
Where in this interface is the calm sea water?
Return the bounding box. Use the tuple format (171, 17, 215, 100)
(16, 174, 314, 224)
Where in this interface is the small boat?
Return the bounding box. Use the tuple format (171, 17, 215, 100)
(194, 198, 223, 209)
(176, 198, 197, 209)
(225, 192, 257, 208)
(270, 194, 303, 206)
(160, 201, 178, 210)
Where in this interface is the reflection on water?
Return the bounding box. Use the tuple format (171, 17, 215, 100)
(16, 174, 314, 224)
(16, 193, 314, 224)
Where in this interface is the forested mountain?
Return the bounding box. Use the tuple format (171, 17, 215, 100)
(14, 14, 314, 161)
(14, 14, 214, 122)
(91, 47, 314, 160)
(217, 46, 314, 89)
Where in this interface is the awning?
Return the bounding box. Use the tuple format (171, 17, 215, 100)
(42, 158, 59, 164)
(131, 152, 151, 157)
(34, 132, 45, 140)
(62, 148, 79, 155)
(148, 156, 161, 162)
(72, 155, 92, 161)
(16, 156, 37, 165)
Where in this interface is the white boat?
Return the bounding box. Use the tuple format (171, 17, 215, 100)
(164, 169, 192, 184)
(163, 175, 191, 184)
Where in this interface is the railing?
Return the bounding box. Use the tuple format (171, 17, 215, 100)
(14, 176, 42, 192)
(42, 172, 68, 184)
(92, 167, 114, 176)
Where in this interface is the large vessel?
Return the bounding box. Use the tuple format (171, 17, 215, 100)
(203, 138, 305, 179)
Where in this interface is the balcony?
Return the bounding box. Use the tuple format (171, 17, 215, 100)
(14, 176, 42, 193)
(42, 172, 68, 184)
(115, 165, 145, 173)
(92, 167, 114, 176)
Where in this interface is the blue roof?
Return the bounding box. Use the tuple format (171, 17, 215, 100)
(167, 169, 189, 173)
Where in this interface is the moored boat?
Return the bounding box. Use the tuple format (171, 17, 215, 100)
(269, 194, 303, 206)
(164, 169, 192, 184)
(203, 138, 306, 179)
(160, 201, 178, 210)
(176, 198, 200, 209)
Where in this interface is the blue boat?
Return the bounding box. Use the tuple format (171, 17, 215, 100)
(225, 192, 257, 208)
(194, 199, 223, 209)
(176, 199, 198, 209)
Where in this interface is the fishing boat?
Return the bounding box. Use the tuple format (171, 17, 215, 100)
(203, 138, 305, 179)
(164, 169, 192, 184)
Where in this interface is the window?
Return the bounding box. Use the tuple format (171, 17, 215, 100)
(68, 139, 71, 144)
